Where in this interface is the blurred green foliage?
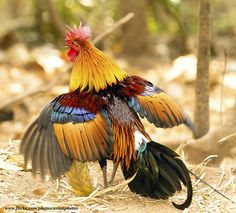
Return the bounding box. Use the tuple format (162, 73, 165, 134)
(0, 0, 235, 56)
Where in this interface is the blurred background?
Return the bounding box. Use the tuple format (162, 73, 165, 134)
(0, 0, 236, 170)
(0, 0, 236, 57)
(0, 1, 236, 211)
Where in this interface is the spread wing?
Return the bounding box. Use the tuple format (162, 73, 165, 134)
(120, 76, 194, 129)
(20, 92, 113, 179)
(20, 102, 72, 179)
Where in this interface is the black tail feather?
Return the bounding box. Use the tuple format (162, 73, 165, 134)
(121, 141, 192, 210)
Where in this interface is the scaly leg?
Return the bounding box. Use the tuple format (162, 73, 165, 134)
(98, 158, 108, 188)
(109, 162, 119, 184)
(101, 166, 108, 188)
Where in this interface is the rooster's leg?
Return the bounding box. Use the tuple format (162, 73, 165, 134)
(109, 162, 119, 184)
(102, 166, 108, 188)
(98, 158, 108, 188)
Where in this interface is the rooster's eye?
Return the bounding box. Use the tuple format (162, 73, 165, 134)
(72, 40, 81, 45)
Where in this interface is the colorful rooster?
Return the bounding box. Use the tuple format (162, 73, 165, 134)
(21, 24, 193, 209)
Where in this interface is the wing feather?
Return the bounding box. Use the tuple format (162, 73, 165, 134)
(91, 120, 108, 157)
(21, 91, 113, 179)
(130, 92, 189, 128)
(22, 121, 38, 164)
(71, 126, 83, 161)
(119, 76, 194, 130)
(20, 103, 72, 179)
(80, 123, 94, 161)
(78, 126, 88, 161)
(63, 124, 79, 159)
(53, 113, 113, 162)
(51, 92, 113, 162)
(38, 129, 47, 178)
(31, 129, 41, 174)
(83, 123, 100, 160)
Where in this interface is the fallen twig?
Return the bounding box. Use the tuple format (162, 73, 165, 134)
(218, 133, 236, 144)
(92, 12, 134, 44)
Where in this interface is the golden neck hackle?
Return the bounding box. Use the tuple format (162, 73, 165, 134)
(69, 42, 127, 92)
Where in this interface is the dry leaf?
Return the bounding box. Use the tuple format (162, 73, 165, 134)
(66, 161, 95, 196)
(32, 187, 46, 196)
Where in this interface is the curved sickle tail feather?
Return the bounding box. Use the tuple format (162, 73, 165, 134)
(121, 141, 192, 210)
(20, 104, 73, 179)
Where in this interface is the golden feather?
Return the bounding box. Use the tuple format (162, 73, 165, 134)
(69, 42, 127, 92)
(66, 161, 95, 196)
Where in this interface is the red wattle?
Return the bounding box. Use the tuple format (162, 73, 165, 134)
(67, 47, 79, 62)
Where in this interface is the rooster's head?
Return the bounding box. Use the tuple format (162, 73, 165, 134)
(65, 24, 91, 62)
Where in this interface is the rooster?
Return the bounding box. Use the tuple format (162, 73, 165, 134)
(21, 24, 193, 210)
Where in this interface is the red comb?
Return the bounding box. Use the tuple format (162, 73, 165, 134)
(65, 24, 91, 45)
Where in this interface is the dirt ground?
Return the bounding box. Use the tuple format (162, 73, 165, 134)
(0, 154, 236, 212)
(0, 46, 236, 212)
